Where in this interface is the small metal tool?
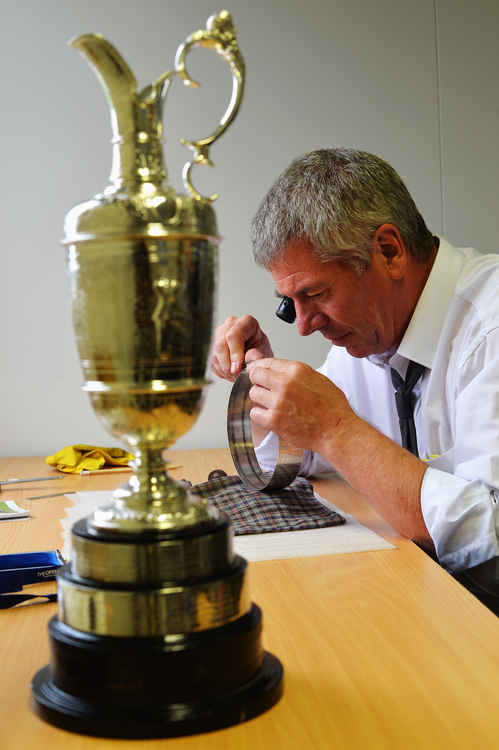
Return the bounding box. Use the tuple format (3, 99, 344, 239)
(28, 492, 71, 501)
(0, 476, 64, 493)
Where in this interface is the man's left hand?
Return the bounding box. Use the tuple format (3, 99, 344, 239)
(247, 358, 357, 455)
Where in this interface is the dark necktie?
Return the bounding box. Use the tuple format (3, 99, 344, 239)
(390, 361, 425, 456)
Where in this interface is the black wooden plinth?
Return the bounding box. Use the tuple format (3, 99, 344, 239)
(31, 605, 283, 739)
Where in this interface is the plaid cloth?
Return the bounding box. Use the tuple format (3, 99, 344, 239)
(190, 474, 345, 535)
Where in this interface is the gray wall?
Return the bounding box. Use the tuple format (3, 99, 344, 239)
(2, 0, 498, 457)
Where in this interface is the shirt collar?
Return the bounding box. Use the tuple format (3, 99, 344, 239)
(369, 238, 463, 373)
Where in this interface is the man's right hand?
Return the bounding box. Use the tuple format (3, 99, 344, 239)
(211, 315, 274, 381)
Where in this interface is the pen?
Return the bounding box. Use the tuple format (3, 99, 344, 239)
(79, 464, 182, 475)
(0, 593, 57, 609)
(79, 467, 133, 475)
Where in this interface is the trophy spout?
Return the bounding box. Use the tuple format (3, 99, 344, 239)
(69, 34, 172, 191)
(69, 34, 137, 128)
(70, 34, 139, 190)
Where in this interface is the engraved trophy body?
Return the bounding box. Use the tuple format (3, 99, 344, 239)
(32, 12, 283, 738)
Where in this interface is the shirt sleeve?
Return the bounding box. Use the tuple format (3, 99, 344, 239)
(420, 329, 499, 571)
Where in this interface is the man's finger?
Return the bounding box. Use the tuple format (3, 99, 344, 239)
(247, 358, 298, 388)
(247, 361, 286, 390)
(211, 360, 237, 382)
(249, 405, 272, 429)
(212, 317, 239, 376)
(245, 348, 267, 364)
(247, 357, 291, 372)
(212, 337, 235, 377)
(225, 316, 261, 374)
(249, 384, 273, 409)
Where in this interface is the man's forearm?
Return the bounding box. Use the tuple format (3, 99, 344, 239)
(320, 415, 434, 552)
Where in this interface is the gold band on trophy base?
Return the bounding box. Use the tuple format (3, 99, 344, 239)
(31, 11, 283, 738)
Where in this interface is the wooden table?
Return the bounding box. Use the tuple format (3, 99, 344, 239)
(1, 449, 498, 749)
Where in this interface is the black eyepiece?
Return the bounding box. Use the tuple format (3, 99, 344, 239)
(276, 296, 296, 323)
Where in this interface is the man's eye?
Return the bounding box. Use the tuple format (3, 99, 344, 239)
(307, 291, 324, 299)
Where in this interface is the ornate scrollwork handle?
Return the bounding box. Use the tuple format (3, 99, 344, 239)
(172, 10, 245, 201)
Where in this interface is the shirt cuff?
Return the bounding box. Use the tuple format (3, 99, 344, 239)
(254, 431, 279, 473)
(299, 450, 335, 477)
(420, 466, 499, 571)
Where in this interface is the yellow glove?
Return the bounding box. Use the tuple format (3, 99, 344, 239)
(46, 444, 134, 474)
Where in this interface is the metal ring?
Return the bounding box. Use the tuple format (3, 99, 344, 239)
(227, 369, 303, 490)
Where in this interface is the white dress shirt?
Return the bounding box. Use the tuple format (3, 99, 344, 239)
(262, 238, 499, 572)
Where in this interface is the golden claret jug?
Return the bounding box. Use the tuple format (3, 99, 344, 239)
(32, 11, 283, 738)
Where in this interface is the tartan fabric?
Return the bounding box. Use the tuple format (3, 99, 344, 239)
(190, 474, 345, 535)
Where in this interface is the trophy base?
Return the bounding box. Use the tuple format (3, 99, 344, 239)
(32, 607, 283, 739)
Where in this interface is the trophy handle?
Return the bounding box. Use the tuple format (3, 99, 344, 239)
(172, 10, 245, 201)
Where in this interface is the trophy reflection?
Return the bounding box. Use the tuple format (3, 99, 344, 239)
(32, 11, 283, 738)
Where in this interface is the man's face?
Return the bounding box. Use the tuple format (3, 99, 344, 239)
(269, 238, 402, 358)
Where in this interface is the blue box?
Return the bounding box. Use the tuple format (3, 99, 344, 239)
(0, 551, 64, 593)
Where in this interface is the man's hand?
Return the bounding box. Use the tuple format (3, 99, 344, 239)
(248, 358, 433, 551)
(211, 315, 274, 381)
(247, 358, 357, 454)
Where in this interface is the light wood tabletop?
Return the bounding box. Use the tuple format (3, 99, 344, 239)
(0, 449, 498, 750)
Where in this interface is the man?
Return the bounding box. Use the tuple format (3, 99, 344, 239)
(211, 148, 499, 613)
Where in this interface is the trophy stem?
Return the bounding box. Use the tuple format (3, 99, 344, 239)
(88, 443, 215, 534)
(132, 443, 175, 498)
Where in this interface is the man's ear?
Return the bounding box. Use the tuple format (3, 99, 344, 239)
(372, 224, 407, 280)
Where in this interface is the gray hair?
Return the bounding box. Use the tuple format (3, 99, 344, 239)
(251, 148, 436, 273)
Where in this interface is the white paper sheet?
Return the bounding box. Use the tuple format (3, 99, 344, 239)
(60, 491, 394, 562)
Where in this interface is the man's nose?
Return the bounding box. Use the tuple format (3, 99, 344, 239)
(295, 302, 327, 336)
